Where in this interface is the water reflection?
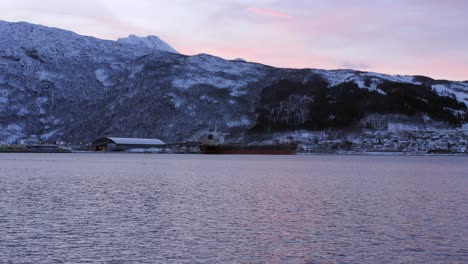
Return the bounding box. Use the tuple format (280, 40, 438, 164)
(0, 154, 467, 263)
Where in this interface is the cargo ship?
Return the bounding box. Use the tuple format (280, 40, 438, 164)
(199, 130, 297, 155)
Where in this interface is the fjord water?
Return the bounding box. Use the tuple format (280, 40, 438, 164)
(0, 154, 467, 263)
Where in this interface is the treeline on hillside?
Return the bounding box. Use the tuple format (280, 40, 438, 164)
(252, 79, 467, 133)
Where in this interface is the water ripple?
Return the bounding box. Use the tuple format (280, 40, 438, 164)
(0, 154, 467, 263)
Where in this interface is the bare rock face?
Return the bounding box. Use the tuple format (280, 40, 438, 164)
(0, 20, 467, 144)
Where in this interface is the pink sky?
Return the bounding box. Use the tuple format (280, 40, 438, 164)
(1, 0, 467, 80)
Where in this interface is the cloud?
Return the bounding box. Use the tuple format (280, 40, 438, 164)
(1, 0, 466, 80)
(246, 7, 292, 19)
(342, 61, 371, 70)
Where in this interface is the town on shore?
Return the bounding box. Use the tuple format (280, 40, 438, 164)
(292, 129, 467, 154)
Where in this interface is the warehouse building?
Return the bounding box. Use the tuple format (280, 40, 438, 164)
(92, 137, 166, 152)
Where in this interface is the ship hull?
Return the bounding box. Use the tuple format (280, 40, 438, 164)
(200, 144, 297, 155)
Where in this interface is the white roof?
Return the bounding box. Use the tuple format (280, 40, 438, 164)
(108, 137, 165, 145)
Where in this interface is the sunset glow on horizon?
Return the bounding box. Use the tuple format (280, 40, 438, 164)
(1, 0, 467, 80)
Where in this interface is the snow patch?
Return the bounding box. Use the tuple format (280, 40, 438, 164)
(7, 124, 22, 132)
(17, 107, 30, 116)
(363, 72, 418, 84)
(367, 82, 386, 95)
(200, 95, 219, 104)
(35, 97, 48, 114)
(315, 70, 355, 87)
(39, 116, 61, 125)
(188, 54, 262, 76)
(110, 62, 126, 70)
(36, 71, 57, 81)
(353, 79, 385, 94)
(129, 65, 144, 79)
(432, 84, 468, 106)
(172, 76, 247, 91)
(95, 69, 113, 87)
(36, 97, 48, 104)
(164, 93, 184, 108)
(461, 123, 468, 131)
(314, 69, 418, 90)
(117, 35, 179, 54)
(0, 124, 25, 144)
(230, 89, 247, 97)
(227, 117, 251, 128)
(387, 122, 423, 132)
(41, 129, 60, 140)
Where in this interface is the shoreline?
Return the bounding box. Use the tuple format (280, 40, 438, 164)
(0, 150, 466, 156)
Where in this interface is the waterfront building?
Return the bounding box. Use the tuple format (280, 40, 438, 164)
(92, 137, 165, 152)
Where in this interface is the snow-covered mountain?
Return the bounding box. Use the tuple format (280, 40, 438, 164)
(0, 20, 466, 144)
(117, 35, 179, 54)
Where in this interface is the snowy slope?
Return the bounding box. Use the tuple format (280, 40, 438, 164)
(0, 21, 156, 62)
(0, 20, 466, 144)
(117, 35, 179, 54)
(312, 69, 468, 106)
(432, 83, 468, 107)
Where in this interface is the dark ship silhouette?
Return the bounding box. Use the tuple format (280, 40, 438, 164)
(199, 130, 297, 155)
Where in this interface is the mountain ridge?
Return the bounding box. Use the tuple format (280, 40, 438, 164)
(0, 20, 466, 144)
(117, 34, 179, 54)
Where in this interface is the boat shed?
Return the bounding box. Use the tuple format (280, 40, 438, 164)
(92, 137, 166, 152)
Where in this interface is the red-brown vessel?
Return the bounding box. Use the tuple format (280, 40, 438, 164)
(199, 130, 297, 155)
(200, 143, 297, 155)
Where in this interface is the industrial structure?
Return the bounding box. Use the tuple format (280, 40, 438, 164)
(92, 137, 166, 152)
